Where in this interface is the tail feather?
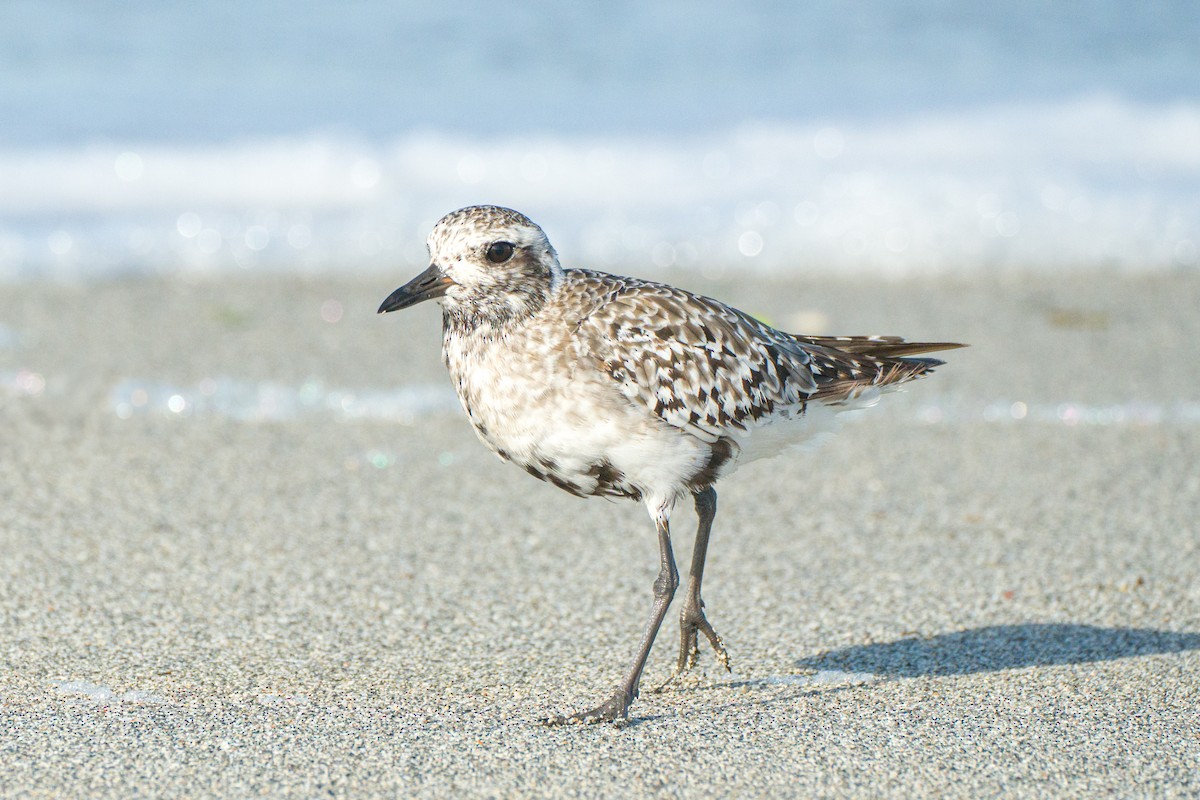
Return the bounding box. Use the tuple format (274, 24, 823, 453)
(798, 334, 966, 359)
(802, 340, 964, 405)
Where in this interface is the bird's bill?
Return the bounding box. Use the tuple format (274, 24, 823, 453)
(378, 264, 455, 313)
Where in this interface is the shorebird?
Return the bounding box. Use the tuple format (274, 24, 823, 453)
(379, 205, 964, 725)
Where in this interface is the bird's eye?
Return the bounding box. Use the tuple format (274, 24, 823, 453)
(486, 241, 515, 264)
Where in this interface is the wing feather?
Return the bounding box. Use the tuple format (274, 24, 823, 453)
(569, 270, 963, 435)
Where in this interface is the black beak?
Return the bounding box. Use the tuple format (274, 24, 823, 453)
(378, 264, 455, 314)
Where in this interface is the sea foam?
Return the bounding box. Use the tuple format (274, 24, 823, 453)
(3, 97, 1197, 281)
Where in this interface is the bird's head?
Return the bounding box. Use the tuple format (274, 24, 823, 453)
(378, 205, 563, 325)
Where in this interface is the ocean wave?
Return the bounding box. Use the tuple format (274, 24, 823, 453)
(3, 96, 1197, 280)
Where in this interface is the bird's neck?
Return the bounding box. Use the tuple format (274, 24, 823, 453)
(441, 287, 550, 341)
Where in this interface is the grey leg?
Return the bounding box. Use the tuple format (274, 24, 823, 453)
(654, 487, 730, 691)
(544, 513, 678, 725)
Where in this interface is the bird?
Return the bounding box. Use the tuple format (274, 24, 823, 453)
(378, 205, 964, 725)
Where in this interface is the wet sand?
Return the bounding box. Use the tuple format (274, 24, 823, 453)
(2, 271, 1198, 798)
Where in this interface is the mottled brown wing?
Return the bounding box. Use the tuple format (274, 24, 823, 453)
(573, 271, 965, 431)
(576, 275, 819, 441)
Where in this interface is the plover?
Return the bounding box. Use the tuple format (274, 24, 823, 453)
(379, 205, 964, 725)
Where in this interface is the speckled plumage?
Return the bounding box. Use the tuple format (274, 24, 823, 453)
(379, 205, 964, 725)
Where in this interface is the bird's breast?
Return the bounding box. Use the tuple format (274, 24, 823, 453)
(441, 324, 714, 502)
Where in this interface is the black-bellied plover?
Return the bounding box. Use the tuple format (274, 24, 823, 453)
(379, 205, 964, 725)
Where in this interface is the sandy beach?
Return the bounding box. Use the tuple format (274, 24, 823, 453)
(2, 270, 1198, 798)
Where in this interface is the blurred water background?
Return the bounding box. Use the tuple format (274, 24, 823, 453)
(1, 0, 1198, 281)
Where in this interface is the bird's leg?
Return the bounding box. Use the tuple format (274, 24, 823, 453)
(654, 487, 730, 692)
(544, 512, 678, 726)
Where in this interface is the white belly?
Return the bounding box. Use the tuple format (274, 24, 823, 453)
(444, 331, 713, 505)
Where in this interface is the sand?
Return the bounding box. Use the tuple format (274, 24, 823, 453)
(2, 270, 1198, 798)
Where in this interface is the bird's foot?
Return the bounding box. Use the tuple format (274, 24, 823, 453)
(541, 687, 632, 727)
(652, 599, 730, 693)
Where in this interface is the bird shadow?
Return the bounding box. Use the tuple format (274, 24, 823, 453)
(790, 622, 1200, 678)
(542, 624, 1200, 728)
(665, 622, 1200, 722)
